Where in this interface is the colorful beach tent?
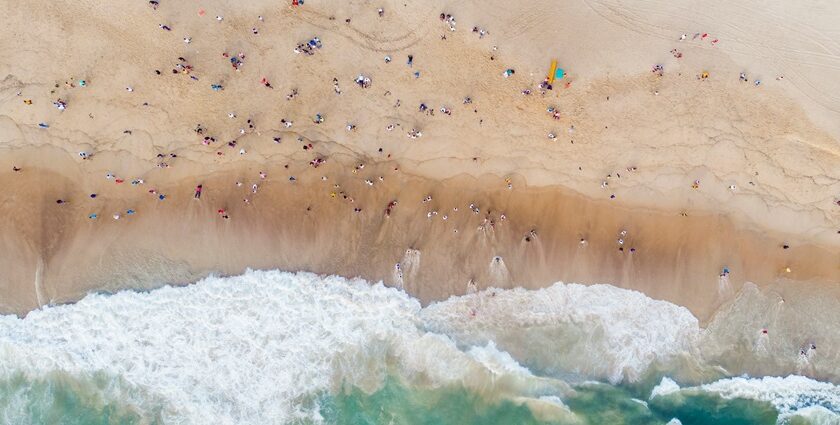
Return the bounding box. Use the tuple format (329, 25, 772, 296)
(547, 59, 566, 84)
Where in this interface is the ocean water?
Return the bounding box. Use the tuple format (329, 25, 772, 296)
(0, 270, 838, 425)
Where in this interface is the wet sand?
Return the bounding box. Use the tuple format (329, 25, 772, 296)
(1, 145, 838, 321)
(1, 0, 839, 318)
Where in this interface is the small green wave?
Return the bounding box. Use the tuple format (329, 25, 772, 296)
(318, 377, 794, 425)
(0, 372, 163, 425)
(0, 371, 824, 425)
(647, 388, 778, 424)
(317, 377, 561, 425)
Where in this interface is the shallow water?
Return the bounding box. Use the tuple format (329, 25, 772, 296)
(0, 270, 837, 424)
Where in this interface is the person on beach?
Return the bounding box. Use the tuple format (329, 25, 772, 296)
(194, 185, 202, 199)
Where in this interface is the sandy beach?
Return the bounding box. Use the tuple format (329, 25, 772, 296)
(1, 0, 839, 321)
(3, 1, 840, 423)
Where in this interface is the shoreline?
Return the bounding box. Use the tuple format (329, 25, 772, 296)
(1, 146, 838, 322)
(3, 267, 839, 423)
(0, 0, 838, 322)
(2, 0, 840, 422)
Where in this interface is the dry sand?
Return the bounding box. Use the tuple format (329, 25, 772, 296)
(0, 0, 839, 319)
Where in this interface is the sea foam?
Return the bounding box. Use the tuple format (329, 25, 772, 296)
(650, 375, 840, 423)
(650, 377, 682, 399)
(0, 269, 837, 424)
(700, 376, 840, 419)
(422, 283, 701, 383)
(0, 271, 431, 423)
(0, 270, 560, 424)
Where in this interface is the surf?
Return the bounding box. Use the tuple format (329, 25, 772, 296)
(0, 269, 837, 424)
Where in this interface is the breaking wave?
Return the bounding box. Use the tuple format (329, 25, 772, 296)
(0, 269, 836, 424)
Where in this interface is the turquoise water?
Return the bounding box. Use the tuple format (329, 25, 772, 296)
(0, 372, 162, 425)
(317, 377, 784, 425)
(320, 378, 551, 425)
(0, 373, 792, 425)
(0, 370, 814, 425)
(0, 270, 837, 424)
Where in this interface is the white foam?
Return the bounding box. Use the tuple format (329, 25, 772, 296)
(0, 271, 468, 423)
(3, 270, 837, 424)
(780, 405, 840, 425)
(654, 375, 840, 422)
(665, 419, 683, 425)
(650, 377, 681, 399)
(700, 375, 840, 417)
(422, 283, 701, 383)
(0, 270, 570, 424)
(515, 395, 582, 424)
(468, 342, 534, 377)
